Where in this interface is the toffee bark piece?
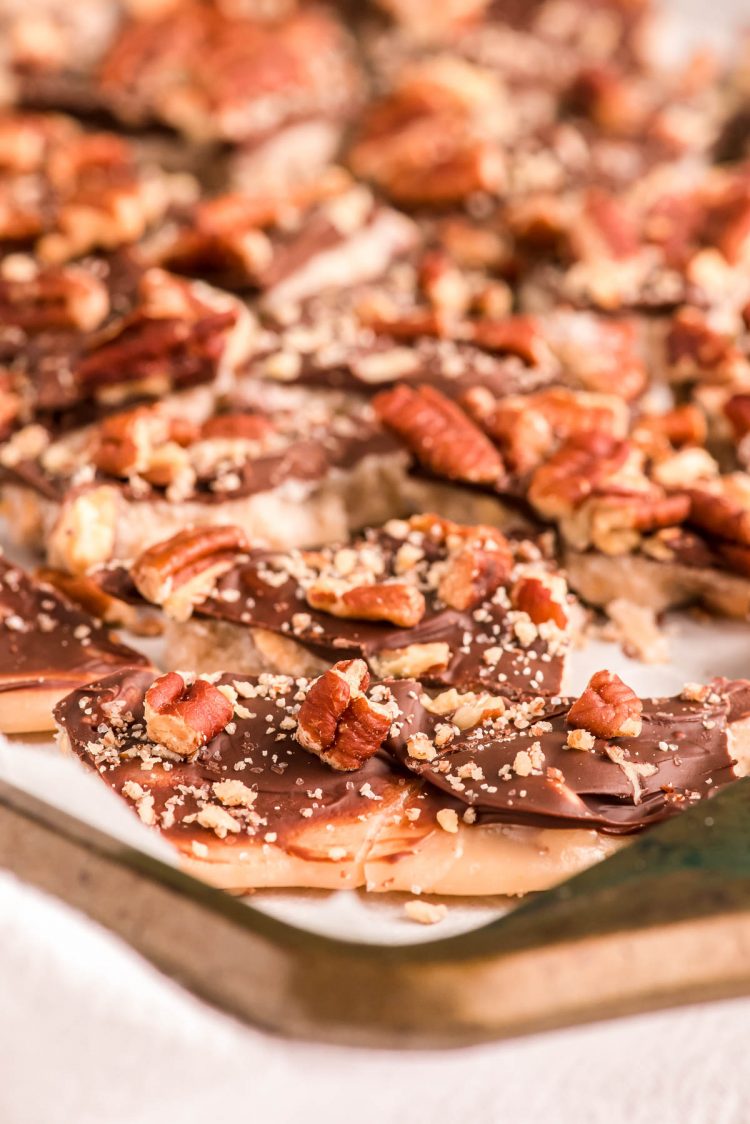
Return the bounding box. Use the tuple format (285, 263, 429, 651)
(0, 254, 252, 431)
(0, 387, 411, 570)
(147, 173, 418, 314)
(96, 4, 363, 144)
(0, 554, 149, 733)
(386, 675, 750, 834)
(0, 111, 193, 264)
(111, 515, 573, 697)
(54, 666, 622, 896)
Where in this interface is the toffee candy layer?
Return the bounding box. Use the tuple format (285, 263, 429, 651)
(54, 667, 621, 896)
(0, 555, 149, 733)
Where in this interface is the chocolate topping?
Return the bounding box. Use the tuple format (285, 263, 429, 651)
(0, 556, 148, 691)
(386, 679, 749, 834)
(55, 667, 750, 845)
(54, 668, 417, 858)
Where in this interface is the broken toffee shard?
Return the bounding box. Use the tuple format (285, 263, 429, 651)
(54, 665, 750, 896)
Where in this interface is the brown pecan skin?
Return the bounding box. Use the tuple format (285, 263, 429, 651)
(307, 581, 426, 628)
(295, 659, 395, 771)
(511, 577, 567, 628)
(131, 525, 249, 610)
(374, 383, 505, 485)
(438, 539, 512, 611)
(144, 672, 233, 757)
(566, 670, 643, 738)
(687, 487, 750, 546)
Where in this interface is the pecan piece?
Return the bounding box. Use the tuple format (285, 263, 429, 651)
(0, 260, 109, 332)
(528, 433, 631, 518)
(511, 576, 567, 628)
(437, 534, 513, 611)
(132, 525, 249, 621)
(566, 670, 643, 738)
(687, 486, 750, 546)
(91, 406, 196, 486)
(200, 413, 274, 441)
(295, 659, 397, 771)
(469, 316, 547, 366)
(374, 384, 505, 485)
(306, 579, 426, 628)
(144, 672, 233, 758)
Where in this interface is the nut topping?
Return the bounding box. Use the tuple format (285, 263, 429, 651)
(132, 525, 249, 621)
(295, 659, 398, 771)
(566, 670, 643, 739)
(306, 580, 426, 628)
(144, 672, 234, 758)
(511, 576, 567, 628)
(374, 384, 505, 485)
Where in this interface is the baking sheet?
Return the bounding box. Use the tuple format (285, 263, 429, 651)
(0, 0, 748, 949)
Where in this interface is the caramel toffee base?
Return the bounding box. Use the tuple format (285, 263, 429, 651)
(566, 549, 750, 619)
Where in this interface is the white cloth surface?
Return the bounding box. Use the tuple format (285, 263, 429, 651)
(0, 868, 747, 1124)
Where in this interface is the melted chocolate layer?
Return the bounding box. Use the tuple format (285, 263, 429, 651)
(55, 668, 418, 858)
(386, 679, 750, 834)
(0, 557, 149, 690)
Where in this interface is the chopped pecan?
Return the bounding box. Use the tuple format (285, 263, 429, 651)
(306, 579, 426, 628)
(295, 659, 397, 771)
(566, 670, 642, 738)
(90, 406, 195, 484)
(0, 261, 109, 332)
(132, 525, 249, 620)
(144, 672, 233, 758)
(688, 485, 750, 546)
(469, 316, 548, 366)
(374, 384, 506, 485)
(47, 486, 119, 574)
(437, 531, 513, 611)
(511, 576, 567, 628)
(200, 413, 274, 442)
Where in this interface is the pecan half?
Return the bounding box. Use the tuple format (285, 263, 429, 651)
(464, 386, 627, 476)
(374, 384, 506, 485)
(566, 670, 643, 738)
(0, 260, 109, 332)
(306, 579, 426, 628)
(511, 576, 567, 628)
(295, 659, 397, 771)
(688, 485, 750, 546)
(633, 404, 707, 452)
(132, 525, 249, 620)
(75, 270, 239, 397)
(144, 672, 233, 758)
(528, 433, 631, 518)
